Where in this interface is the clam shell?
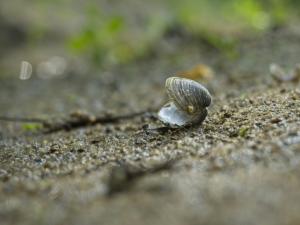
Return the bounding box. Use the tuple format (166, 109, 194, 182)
(165, 77, 211, 114)
(158, 77, 211, 126)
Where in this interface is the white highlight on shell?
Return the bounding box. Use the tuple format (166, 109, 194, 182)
(159, 101, 193, 126)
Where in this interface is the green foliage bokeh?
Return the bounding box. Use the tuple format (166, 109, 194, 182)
(66, 0, 297, 66)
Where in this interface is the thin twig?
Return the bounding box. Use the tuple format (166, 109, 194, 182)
(107, 159, 176, 196)
(0, 111, 152, 134)
(44, 111, 149, 133)
(0, 116, 45, 123)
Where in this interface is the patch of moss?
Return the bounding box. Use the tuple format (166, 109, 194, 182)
(239, 126, 250, 137)
(21, 123, 43, 132)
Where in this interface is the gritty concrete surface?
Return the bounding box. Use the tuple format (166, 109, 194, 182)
(0, 27, 300, 225)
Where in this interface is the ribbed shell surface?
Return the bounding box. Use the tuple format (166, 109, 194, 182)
(165, 77, 211, 114)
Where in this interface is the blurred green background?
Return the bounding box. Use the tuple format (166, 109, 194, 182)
(0, 0, 299, 72)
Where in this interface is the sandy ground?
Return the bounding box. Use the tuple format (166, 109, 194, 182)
(0, 26, 300, 225)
